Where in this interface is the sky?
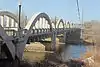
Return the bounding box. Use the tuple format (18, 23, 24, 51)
(0, 0, 100, 23)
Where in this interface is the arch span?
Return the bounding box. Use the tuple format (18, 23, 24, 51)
(18, 12, 53, 59)
(0, 11, 18, 22)
(0, 11, 19, 32)
(0, 11, 17, 59)
(25, 12, 52, 31)
(57, 19, 64, 29)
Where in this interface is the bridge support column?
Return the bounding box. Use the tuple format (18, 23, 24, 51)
(51, 31, 56, 51)
(64, 31, 67, 43)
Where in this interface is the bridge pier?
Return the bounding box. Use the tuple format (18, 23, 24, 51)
(64, 31, 67, 43)
(51, 31, 56, 51)
(65, 29, 81, 44)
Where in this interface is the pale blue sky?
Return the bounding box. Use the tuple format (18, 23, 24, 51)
(0, 0, 100, 22)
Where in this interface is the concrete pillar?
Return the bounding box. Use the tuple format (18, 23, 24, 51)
(64, 31, 67, 43)
(51, 30, 56, 51)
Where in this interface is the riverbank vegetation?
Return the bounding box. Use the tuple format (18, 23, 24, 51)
(82, 21, 100, 67)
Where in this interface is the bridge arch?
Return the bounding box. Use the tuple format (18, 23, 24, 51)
(0, 11, 19, 36)
(0, 11, 18, 59)
(25, 12, 52, 32)
(56, 19, 64, 29)
(64, 20, 67, 28)
(51, 20, 55, 29)
(66, 21, 70, 28)
(18, 12, 53, 59)
(0, 11, 18, 22)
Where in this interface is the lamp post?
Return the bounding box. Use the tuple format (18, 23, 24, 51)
(14, 1, 22, 66)
(18, 0, 22, 31)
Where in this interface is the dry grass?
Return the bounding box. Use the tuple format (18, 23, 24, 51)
(82, 22, 100, 67)
(82, 46, 100, 67)
(23, 42, 46, 62)
(23, 52, 45, 63)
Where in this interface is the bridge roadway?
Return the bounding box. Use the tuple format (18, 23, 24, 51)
(0, 11, 81, 63)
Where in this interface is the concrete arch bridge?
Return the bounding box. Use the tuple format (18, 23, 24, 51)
(0, 10, 81, 65)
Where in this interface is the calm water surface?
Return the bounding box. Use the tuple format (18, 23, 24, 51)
(61, 44, 87, 61)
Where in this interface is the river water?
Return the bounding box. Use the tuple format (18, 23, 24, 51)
(60, 44, 87, 62)
(24, 43, 87, 62)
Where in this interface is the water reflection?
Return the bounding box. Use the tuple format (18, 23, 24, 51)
(61, 44, 87, 62)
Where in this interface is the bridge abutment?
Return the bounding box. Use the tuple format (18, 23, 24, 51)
(65, 29, 81, 44)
